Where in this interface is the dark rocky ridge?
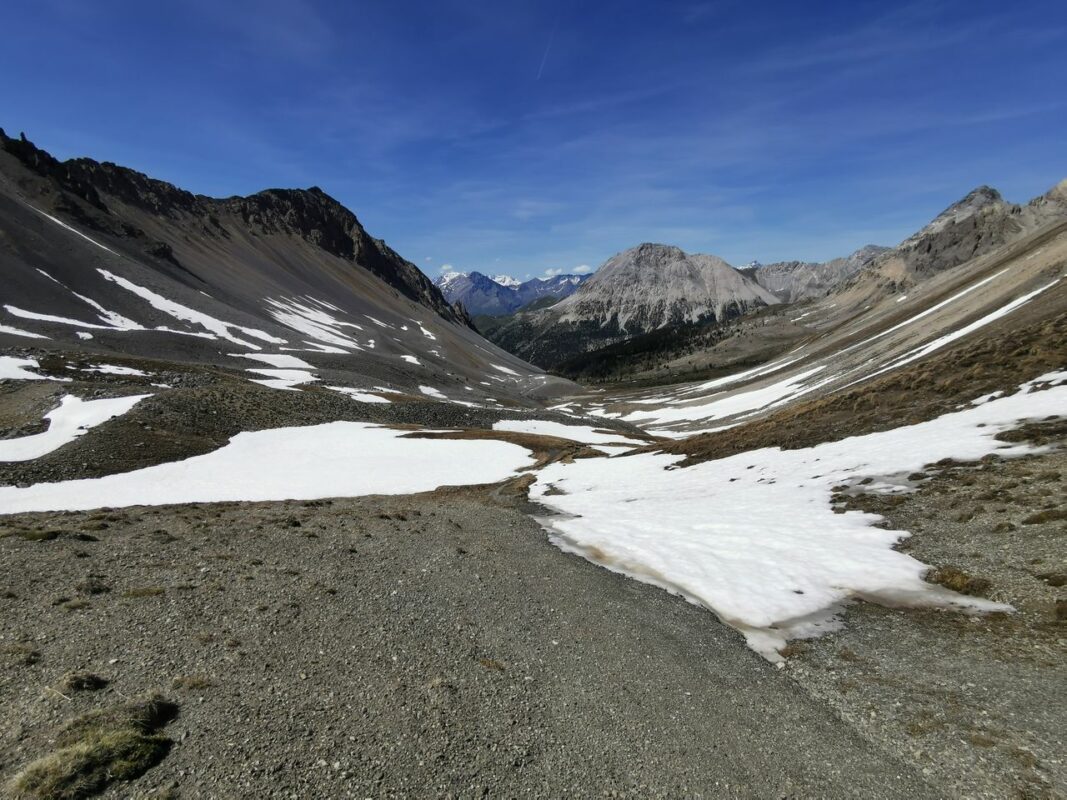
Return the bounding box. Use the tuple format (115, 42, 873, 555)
(0, 128, 463, 326)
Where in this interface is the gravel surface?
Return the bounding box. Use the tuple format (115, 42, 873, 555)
(1, 488, 936, 799)
(786, 444, 1066, 800)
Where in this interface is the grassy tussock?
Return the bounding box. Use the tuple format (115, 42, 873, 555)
(8, 694, 178, 800)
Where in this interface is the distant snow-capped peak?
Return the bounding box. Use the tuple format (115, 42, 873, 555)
(492, 274, 522, 288)
(434, 270, 468, 290)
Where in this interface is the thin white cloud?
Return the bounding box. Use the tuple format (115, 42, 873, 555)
(544, 264, 593, 278)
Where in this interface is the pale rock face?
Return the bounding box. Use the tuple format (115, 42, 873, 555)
(899, 186, 1006, 248)
(552, 243, 778, 332)
(754, 245, 889, 304)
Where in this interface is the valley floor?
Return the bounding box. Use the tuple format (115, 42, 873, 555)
(0, 489, 939, 799)
(1, 445, 1063, 798)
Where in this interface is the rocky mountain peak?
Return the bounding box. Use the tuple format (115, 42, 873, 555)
(901, 185, 1008, 248)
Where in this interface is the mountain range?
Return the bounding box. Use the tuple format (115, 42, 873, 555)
(480, 180, 1067, 376)
(2, 128, 1066, 800)
(434, 270, 588, 315)
(0, 129, 562, 402)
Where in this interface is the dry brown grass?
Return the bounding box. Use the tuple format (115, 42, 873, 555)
(7, 694, 177, 799)
(401, 428, 604, 469)
(3, 643, 41, 666)
(57, 672, 109, 693)
(926, 566, 993, 597)
(659, 310, 1067, 465)
(171, 675, 214, 691)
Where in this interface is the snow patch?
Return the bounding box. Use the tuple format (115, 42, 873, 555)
(0, 323, 48, 339)
(0, 357, 68, 382)
(81, 364, 150, 377)
(0, 394, 151, 462)
(531, 382, 1063, 661)
(0, 423, 535, 512)
(419, 386, 447, 400)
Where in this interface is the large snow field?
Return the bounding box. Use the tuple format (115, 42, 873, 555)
(0, 423, 536, 513)
(531, 379, 1066, 661)
(0, 393, 151, 462)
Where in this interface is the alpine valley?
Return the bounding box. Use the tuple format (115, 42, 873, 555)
(2, 129, 1065, 799)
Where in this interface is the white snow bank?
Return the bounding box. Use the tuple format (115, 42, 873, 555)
(0, 357, 67, 382)
(491, 364, 520, 376)
(419, 386, 447, 400)
(0, 422, 535, 513)
(265, 297, 364, 351)
(32, 207, 119, 254)
(4, 305, 121, 331)
(231, 353, 315, 370)
(0, 323, 48, 339)
(493, 420, 644, 448)
(0, 394, 151, 462)
(328, 386, 391, 404)
(400, 355, 422, 366)
(531, 381, 1065, 661)
(676, 357, 804, 398)
(841, 268, 1009, 354)
(81, 364, 150, 377)
(248, 368, 318, 391)
(844, 279, 1060, 390)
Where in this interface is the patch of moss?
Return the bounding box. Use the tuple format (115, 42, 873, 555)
(7, 694, 178, 800)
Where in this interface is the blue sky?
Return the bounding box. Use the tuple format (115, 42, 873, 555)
(3, 0, 1065, 279)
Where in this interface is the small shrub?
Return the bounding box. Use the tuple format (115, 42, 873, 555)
(58, 672, 109, 692)
(4, 643, 41, 666)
